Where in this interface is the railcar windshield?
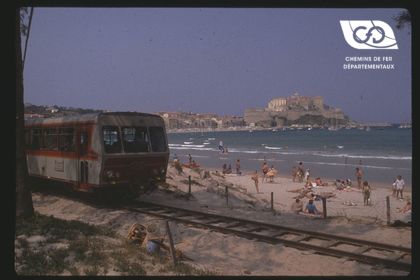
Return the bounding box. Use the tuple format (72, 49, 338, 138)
(102, 125, 167, 154)
(149, 126, 167, 152)
(122, 127, 150, 153)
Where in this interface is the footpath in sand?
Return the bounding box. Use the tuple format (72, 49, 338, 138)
(31, 165, 411, 276)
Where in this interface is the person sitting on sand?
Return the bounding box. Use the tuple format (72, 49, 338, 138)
(174, 160, 183, 175)
(398, 200, 411, 214)
(335, 179, 345, 190)
(251, 170, 260, 193)
(291, 198, 303, 213)
(267, 165, 277, 182)
(190, 160, 200, 169)
(226, 164, 232, 174)
(305, 199, 320, 215)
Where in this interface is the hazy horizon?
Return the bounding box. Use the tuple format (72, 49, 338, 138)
(23, 8, 411, 123)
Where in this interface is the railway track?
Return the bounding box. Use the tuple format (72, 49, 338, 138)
(125, 201, 411, 272)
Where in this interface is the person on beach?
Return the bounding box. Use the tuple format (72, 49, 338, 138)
(305, 199, 320, 215)
(218, 140, 224, 153)
(188, 154, 192, 164)
(173, 154, 179, 162)
(355, 167, 363, 189)
(362, 181, 371, 206)
(222, 163, 228, 174)
(261, 162, 269, 182)
(236, 159, 242, 175)
(267, 165, 277, 183)
(304, 168, 310, 184)
(251, 170, 260, 193)
(398, 200, 411, 213)
(226, 164, 232, 174)
(291, 198, 303, 213)
(297, 162, 304, 183)
(292, 166, 298, 182)
(393, 175, 405, 199)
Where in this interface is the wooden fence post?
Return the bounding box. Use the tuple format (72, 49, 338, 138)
(322, 197, 327, 218)
(271, 192, 274, 211)
(188, 175, 191, 195)
(386, 196, 391, 225)
(225, 186, 228, 207)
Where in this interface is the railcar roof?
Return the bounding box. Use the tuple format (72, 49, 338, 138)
(25, 111, 162, 126)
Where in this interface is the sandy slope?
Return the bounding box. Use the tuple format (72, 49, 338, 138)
(31, 165, 411, 276)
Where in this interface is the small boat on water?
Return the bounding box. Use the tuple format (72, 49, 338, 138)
(398, 124, 411, 129)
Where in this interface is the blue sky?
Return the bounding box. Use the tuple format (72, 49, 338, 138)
(23, 8, 411, 123)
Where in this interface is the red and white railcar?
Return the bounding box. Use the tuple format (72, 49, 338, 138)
(24, 112, 169, 193)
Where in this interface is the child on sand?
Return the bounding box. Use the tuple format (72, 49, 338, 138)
(251, 170, 260, 193)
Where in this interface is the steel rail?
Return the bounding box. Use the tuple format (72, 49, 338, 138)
(126, 201, 411, 272)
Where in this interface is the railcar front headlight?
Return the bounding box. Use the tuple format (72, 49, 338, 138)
(105, 170, 114, 178)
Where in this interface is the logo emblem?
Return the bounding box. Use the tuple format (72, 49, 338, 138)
(340, 20, 398, 49)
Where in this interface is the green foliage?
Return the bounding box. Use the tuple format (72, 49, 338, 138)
(15, 213, 215, 276)
(16, 213, 115, 240)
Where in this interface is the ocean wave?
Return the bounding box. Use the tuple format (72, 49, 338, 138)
(264, 146, 282, 150)
(184, 141, 194, 144)
(168, 143, 411, 160)
(169, 146, 217, 151)
(312, 153, 411, 160)
(301, 160, 410, 170)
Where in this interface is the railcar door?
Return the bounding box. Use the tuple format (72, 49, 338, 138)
(77, 129, 89, 189)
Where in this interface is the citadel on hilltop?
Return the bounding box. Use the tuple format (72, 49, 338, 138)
(244, 92, 351, 128)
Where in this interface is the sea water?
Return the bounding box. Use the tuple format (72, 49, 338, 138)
(167, 126, 412, 188)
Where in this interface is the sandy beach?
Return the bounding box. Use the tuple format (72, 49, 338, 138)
(28, 162, 412, 276)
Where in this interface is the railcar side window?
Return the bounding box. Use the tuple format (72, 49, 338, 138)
(149, 127, 167, 152)
(122, 127, 150, 153)
(59, 128, 75, 152)
(32, 128, 43, 149)
(44, 128, 58, 150)
(24, 129, 31, 149)
(103, 126, 121, 153)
